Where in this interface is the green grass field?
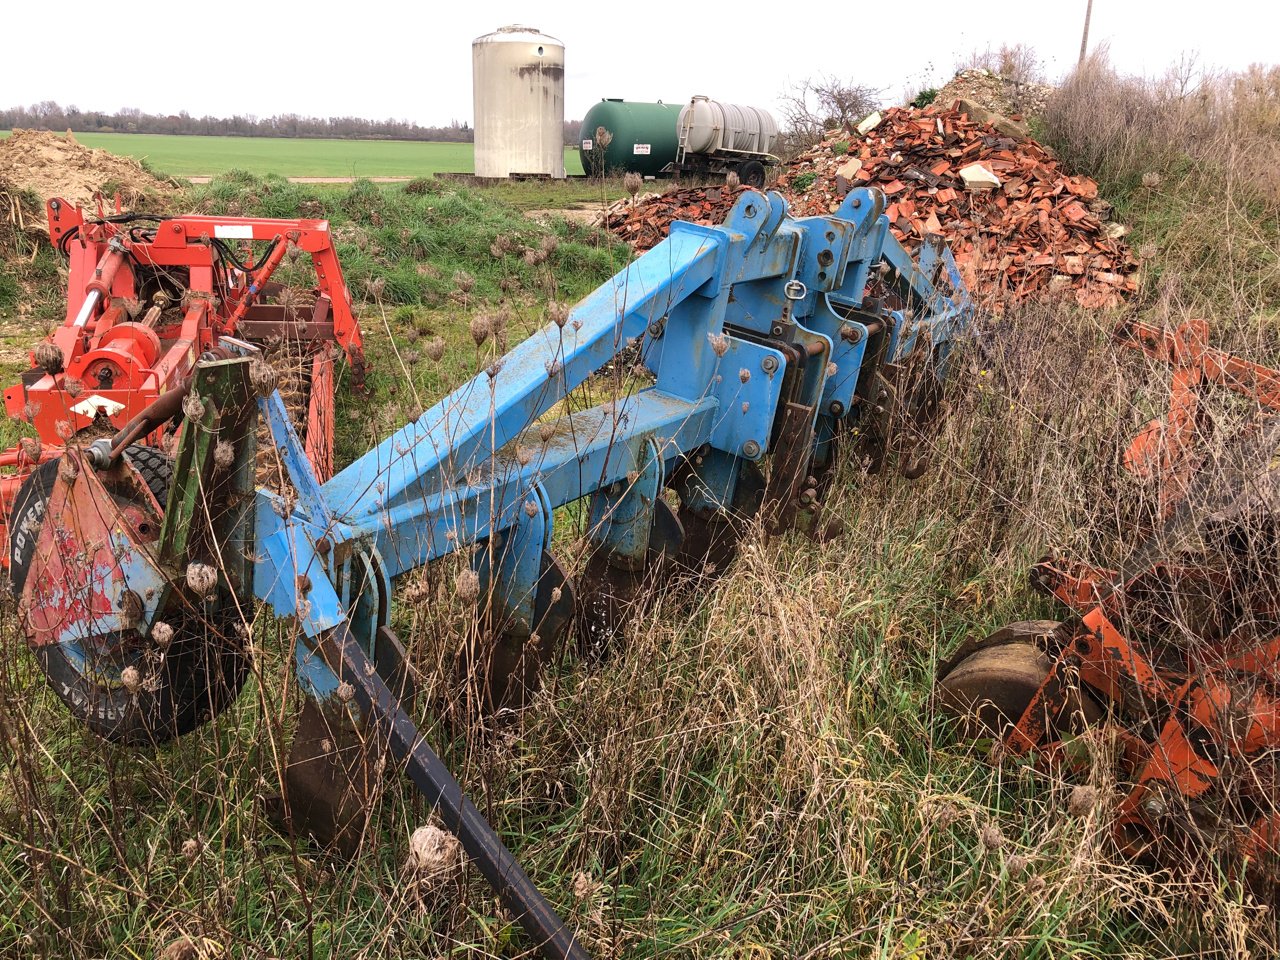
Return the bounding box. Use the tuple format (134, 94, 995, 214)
(0, 130, 586, 178)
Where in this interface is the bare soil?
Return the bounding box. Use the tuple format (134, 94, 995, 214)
(0, 128, 177, 206)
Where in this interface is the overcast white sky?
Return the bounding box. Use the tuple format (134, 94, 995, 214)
(2, 0, 1276, 125)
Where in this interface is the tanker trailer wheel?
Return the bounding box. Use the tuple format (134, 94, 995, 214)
(935, 620, 1102, 743)
(9, 448, 249, 746)
(737, 160, 767, 189)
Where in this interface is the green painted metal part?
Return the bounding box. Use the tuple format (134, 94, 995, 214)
(579, 99, 683, 178)
(158, 356, 258, 597)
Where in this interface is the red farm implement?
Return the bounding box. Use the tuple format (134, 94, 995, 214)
(1, 198, 366, 560)
(939, 317, 1280, 893)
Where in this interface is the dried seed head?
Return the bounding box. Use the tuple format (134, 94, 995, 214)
(539, 422, 556, 444)
(151, 621, 174, 650)
(548, 300, 570, 328)
(62, 376, 84, 399)
(426, 337, 446, 361)
(1006, 853, 1029, 877)
(544, 359, 563, 377)
(1141, 171, 1162, 188)
(594, 126, 613, 149)
(550, 586, 562, 603)
(572, 871, 598, 900)
(522, 247, 542, 266)
(121, 665, 142, 694)
(213, 440, 235, 470)
(517, 445, 533, 466)
(182, 394, 206, 421)
(1067, 784, 1097, 817)
(250, 359, 278, 397)
(181, 838, 201, 861)
(55, 419, 74, 441)
(337, 681, 355, 703)
(18, 436, 40, 462)
(979, 824, 1004, 852)
(405, 824, 463, 884)
(624, 171, 643, 198)
(738, 368, 751, 383)
(158, 936, 203, 960)
(469, 314, 491, 347)
(57, 458, 78, 484)
(1139, 242, 1158, 260)
(365, 276, 387, 298)
(725, 171, 741, 190)
(455, 568, 480, 603)
(708, 333, 730, 358)
(539, 235, 559, 256)
(34, 343, 64, 374)
(523, 500, 539, 518)
(185, 562, 219, 597)
(453, 270, 476, 294)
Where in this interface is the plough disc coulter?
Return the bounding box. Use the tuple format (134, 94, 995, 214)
(12, 188, 971, 958)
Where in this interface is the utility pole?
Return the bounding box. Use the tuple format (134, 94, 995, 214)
(1078, 0, 1094, 66)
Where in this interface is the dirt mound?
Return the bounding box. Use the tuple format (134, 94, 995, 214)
(936, 69, 1054, 119)
(0, 129, 176, 208)
(780, 106, 1138, 308)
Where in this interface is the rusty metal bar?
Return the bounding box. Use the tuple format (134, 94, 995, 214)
(318, 626, 590, 960)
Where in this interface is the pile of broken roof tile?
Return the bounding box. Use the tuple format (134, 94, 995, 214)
(781, 105, 1138, 308)
(598, 184, 750, 253)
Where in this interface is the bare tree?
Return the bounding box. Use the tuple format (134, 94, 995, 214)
(777, 76, 880, 155)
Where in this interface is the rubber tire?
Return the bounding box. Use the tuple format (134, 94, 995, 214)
(737, 160, 766, 189)
(9, 446, 249, 746)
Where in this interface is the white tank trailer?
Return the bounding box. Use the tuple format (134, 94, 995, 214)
(668, 95, 780, 187)
(472, 25, 565, 179)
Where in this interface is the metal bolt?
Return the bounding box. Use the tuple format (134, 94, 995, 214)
(647, 319, 665, 339)
(877, 389, 889, 401)
(761, 355, 779, 374)
(850, 198, 861, 208)
(771, 324, 784, 336)
(1142, 795, 1167, 819)
(314, 537, 331, 557)
(841, 325, 863, 344)
(829, 400, 845, 417)
(742, 439, 761, 458)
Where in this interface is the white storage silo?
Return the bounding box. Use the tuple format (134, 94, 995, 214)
(472, 25, 565, 179)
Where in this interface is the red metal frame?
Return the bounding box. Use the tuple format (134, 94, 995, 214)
(1002, 319, 1280, 886)
(1, 199, 366, 562)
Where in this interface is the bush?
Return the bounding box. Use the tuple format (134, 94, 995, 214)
(956, 42, 1044, 83)
(911, 87, 939, 108)
(1040, 51, 1280, 314)
(403, 177, 441, 196)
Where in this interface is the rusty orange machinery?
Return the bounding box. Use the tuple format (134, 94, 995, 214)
(0, 199, 367, 561)
(939, 318, 1280, 891)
